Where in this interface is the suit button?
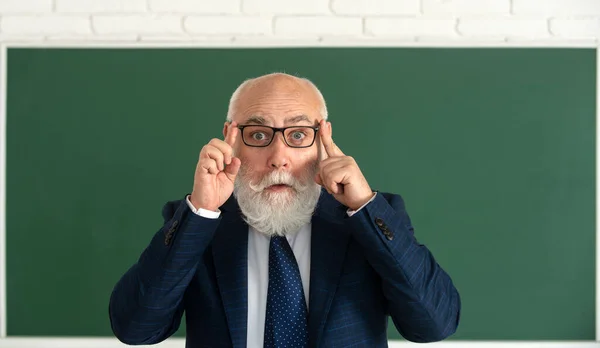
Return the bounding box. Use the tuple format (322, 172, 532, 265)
(375, 218, 384, 227)
(167, 220, 179, 234)
(384, 230, 394, 240)
(164, 235, 172, 245)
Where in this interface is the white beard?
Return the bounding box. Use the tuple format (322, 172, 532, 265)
(233, 163, 322, 237)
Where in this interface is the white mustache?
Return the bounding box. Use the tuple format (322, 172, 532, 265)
(249, 171, 307, 192)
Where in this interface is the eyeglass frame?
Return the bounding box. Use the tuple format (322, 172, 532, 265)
(236, 124, 321, 148)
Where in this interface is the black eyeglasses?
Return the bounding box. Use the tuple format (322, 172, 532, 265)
(237, 125, 320, 148)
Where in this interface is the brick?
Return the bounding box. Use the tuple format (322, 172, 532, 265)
(550, 18, 600, 38)
(320, 36, 417, 44)
(47, 34, 139, 41)
(1, 15, 91, 35)
(140, 34, 233, 42)
(458, 17, 549, 38)
(275, 16, 362, 36)
(0, 34, 45, 41)
(0, 0, 52, 13)
(513, 0, 600, 15)
(505, 37, 597, 45)
(233, 35, 321, 45)
(55, 0, 146, 13)
(417, 35, 505, 42)
(185, 16, 272, 35)
(243, 0, 329, 14)
(149, 0, 239, 14)
(423, 0, 509, 15)
(366, 18, 457, 37)
(93, 15, 183, 34)
(506, 36, 598, 49)
(331, 0, 419, 15)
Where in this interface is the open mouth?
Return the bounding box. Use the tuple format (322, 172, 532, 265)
(265, 184, 291, 192)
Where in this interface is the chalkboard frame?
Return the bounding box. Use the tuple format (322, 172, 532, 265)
(0, 42, 598, 347)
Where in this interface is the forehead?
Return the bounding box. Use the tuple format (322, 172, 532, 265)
(233, 77, 322, 124)
(243, 114, 314, 126)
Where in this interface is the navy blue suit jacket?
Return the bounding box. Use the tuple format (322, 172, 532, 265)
(109, 189, 460, 347)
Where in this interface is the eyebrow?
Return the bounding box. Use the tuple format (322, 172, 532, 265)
(244, 116, 267, 125)
(285, 115, 311, 125)
(243, 114, 312, 126)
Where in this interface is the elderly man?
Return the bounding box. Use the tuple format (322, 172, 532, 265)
(109, 73, 461, 347)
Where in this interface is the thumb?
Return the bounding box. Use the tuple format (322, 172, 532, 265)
(224, 157, 241, 181)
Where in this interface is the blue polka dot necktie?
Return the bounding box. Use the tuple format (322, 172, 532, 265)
(263, 236, 309, 348)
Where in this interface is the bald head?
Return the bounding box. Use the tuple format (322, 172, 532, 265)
(226, 73, 328, 122)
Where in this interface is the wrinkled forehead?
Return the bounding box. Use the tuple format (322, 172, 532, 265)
(240, 114, 317, 127)
(232, 78, 324, 125)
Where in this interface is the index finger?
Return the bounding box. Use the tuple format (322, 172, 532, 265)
(319, 120, 343, 158)
(225, 121, 238, 147)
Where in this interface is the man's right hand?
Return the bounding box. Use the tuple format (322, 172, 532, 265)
(189, 121, 241, 212)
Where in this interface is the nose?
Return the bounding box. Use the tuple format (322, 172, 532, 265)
(266, 132, 290, 169)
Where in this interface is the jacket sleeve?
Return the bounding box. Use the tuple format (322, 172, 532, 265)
(108, 197, 222, 345)
(345, 192, 461, 343)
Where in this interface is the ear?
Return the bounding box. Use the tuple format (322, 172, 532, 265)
(223, 121, 229, 138)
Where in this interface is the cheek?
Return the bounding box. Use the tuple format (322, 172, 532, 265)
(236, 148, 260, 165)
(232, 142, 243, 158)
(302, 148, 319, 163)
(294, 150, 319, 171)
(237, 151, 270, 180)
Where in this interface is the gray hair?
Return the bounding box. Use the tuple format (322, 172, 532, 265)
(226, 74, 328, 122)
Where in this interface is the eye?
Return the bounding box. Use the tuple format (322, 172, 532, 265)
(291, 131, 306, 140)
(251, 132, 267, 140)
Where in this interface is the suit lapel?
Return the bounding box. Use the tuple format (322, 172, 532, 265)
(308, 191, 351, 348)
(211, 196, 248, 348)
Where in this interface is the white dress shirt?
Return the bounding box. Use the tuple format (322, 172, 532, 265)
(185, 193, 376, 347)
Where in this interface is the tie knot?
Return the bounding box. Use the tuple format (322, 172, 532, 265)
(271, 235, 287, 243)
(270, 236, 292, 254)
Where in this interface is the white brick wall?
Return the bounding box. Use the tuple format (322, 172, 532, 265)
(0, 0, 52, 13)
(550, 18, 600, 39)
(2, 15, 91, 35)
(56, 0, 147, 13)
(93, 15, 183, 35)
(244, 0, 330, 15)
(459, 17, 549, 38)
(366, 18, 457, 38)
(422, 0, 509, 15)
(149, 0, 239, 14)
(513, 0, 600, 16)
(0, 0, 598, 43)
(185, 16, 271, 35)
(331, 0, 419, 15)
(275, 16, 362, 36)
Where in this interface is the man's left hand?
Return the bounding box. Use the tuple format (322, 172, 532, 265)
(314, 119, 374, 211)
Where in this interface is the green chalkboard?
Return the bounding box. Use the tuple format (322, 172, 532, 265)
(6, 47, 596, 340)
